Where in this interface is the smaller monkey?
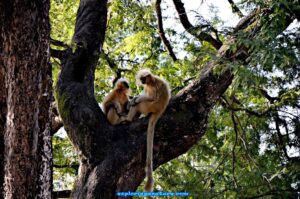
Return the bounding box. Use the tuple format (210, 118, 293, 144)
(102, 78, 130, 125)
(122, 69, 171, 192)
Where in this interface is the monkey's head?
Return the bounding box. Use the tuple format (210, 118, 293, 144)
(136, 69, 154, 85)
(115, 78, 130, 92)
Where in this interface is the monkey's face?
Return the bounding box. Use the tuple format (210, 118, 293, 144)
(122, 81, 129, 89)
(116, 80, 129, 91)
(140, 74, 151, 84)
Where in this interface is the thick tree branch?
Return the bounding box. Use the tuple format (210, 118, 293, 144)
(56, 0, 108, 160)
(172, 0, 222, 49)
(155, 0, 177, 61)
(233, 9, 258, 33)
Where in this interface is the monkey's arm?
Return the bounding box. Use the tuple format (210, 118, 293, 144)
(105, 101, 122, 115)
(130, 95, 155, 106)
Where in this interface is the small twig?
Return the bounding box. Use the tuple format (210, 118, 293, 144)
(103, 52, 117, 70)
(220, 96, 270, 118)
(112, 68, 132, 86)
(103, 52, 132, 85)
(274, 114, 291, 161)
(50, 38, 69, 48)
(142, 50, 154, 64)
(258, 88, 280, 104)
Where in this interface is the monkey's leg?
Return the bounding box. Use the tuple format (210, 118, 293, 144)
(107, 108, 120, 125)
(121, 105, 138, 122)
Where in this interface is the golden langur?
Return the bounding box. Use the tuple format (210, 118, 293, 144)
(102, 78, 130, 125)
(122, 69, 171, 192)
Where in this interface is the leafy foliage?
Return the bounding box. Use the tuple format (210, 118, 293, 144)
(50, 0, 300, 197)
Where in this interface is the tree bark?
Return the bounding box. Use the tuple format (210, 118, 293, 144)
(0, 3, 7, 198)
(0, 27, 6, 199)
(55, 0, 295, 198)
(1, 0, 52, 198)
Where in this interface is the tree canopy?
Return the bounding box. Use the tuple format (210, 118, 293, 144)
(49, 0, 300, 198)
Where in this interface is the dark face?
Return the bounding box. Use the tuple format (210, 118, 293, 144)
(122, 81, 129, 89)
(140, 75, 150, 84)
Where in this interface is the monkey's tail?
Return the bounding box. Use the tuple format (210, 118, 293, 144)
(144, 113, 160, 192)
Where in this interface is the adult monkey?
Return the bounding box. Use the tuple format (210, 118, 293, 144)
(122, 69, 171, 191)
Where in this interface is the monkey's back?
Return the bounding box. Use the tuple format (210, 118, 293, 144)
(144, 76, 170, 114)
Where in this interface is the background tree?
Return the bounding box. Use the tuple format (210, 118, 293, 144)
(50, 0, 300, 198)
(0, 0, 52, 198)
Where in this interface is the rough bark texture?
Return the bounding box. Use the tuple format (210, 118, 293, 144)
(0, 3, 6, 198)
(0, 71, 5, 199)
(1, 0, 52, 198)
(55, 0, 295, 198)
(0, 28, 6, 199)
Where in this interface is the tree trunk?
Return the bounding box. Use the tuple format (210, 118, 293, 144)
(55, 0, 295, 198)
(0, 0, 52, 198)
(0, 36, 6, 199)
(0, 3, 7, 198)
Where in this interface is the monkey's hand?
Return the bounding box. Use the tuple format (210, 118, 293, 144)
(118, 112, 127, 117)
(129, 96, 140, 107)
(119, 116, 131, 124)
